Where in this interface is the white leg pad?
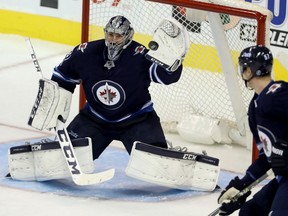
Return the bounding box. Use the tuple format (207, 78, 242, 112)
(8, 138, 94, 181)
(125, 142, 220, 191)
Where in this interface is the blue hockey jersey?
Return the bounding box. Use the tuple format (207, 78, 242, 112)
(245, 80, 288, 181)
(52, 39, 182, 123)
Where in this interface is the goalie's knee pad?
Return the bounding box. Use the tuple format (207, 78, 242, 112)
(125, 142, 220, 191)
(8, 138, 94, 181)
(28, 78, 72, 130)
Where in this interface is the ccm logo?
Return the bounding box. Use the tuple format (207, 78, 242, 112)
(31, 145, 42, 151)
(183, 154, 197, 160)
(57, 129, 80, 174)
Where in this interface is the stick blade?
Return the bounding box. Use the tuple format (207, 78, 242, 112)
(73, 168, 115, 186)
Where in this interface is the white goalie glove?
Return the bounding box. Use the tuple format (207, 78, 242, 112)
(28, 78, 72, 130)
(145, 18, 190, 72)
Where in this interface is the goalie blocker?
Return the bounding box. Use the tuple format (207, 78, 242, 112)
(126, 142, 220, 191)
(28, 78, 72, 131)
(8, 138, 94, 181)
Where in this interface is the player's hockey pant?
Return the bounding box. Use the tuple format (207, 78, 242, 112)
(239, 177, 288, 216)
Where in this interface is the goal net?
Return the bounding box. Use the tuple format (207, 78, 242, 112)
(81, 0, 272, 156)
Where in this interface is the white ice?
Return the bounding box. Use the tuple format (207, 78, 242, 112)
(0, 34, 257, 216)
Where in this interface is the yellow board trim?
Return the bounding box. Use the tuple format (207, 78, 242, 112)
(0, 9, 81, 45)
(1, 9, 288, 81)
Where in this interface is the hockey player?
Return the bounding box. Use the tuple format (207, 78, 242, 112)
(33, 15, 186, 159)
(9, 16, 221, 190)
(217, 45, 288, 215)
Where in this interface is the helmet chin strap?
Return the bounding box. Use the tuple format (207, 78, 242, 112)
(242, 74, 255, 90)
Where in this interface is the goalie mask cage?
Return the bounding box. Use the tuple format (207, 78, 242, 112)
(81, 0, 272, 161)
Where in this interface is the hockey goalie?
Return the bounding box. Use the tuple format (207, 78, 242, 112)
(8, 15, 220, 190)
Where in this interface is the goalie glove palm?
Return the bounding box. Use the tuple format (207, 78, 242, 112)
(145, 18, 190, 72)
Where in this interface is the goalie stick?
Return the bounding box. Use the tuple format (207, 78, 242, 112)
(207, 169, 273, 216)
(25, 37, 115, 185)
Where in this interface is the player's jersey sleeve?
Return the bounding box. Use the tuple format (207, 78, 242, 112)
(148, 62, 182, 84)
(51, 44, 88, 93)
(242, 149, 271, 184)
(130, 41, 182, 85)
(244, 94, 271, 184)
(262, 81, 288, 119)
(256, 81, 288, 144)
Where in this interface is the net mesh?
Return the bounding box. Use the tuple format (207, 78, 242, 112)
(86, 0, 259, 132)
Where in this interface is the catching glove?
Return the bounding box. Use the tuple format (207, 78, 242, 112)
(145, 18, 190, 72)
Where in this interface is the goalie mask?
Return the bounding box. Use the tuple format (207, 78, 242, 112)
(238, 45, 273, 78)
(104, 16, 134, 61)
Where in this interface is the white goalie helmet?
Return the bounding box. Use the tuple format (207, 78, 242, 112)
(104, 15, 134, 61)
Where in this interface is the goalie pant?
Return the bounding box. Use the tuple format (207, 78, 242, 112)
(66, 109, 171, 160)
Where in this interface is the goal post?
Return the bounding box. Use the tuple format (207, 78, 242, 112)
(148, 0, 270, 45)
(80, 0, 272, 161)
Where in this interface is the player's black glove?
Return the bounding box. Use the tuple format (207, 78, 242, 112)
(217, 176, 251, 215)
(271, 140, 288, 177)
(218, 192, 251, 215)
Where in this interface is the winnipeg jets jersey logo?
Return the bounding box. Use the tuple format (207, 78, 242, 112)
(257, 125, 277, 161)
(92, 80, 126, 110)
(99, 84, 117, 103)
(266, 83, 281, 94)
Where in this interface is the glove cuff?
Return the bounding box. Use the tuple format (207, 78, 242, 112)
(241, 173, 254, 186)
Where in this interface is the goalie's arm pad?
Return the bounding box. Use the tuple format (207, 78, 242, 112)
(28, 78, 72, 130)
(145, 18, 190, 72)
(149, 63, 182, 85)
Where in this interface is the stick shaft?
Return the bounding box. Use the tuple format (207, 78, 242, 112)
(25, 38, 44, 78)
